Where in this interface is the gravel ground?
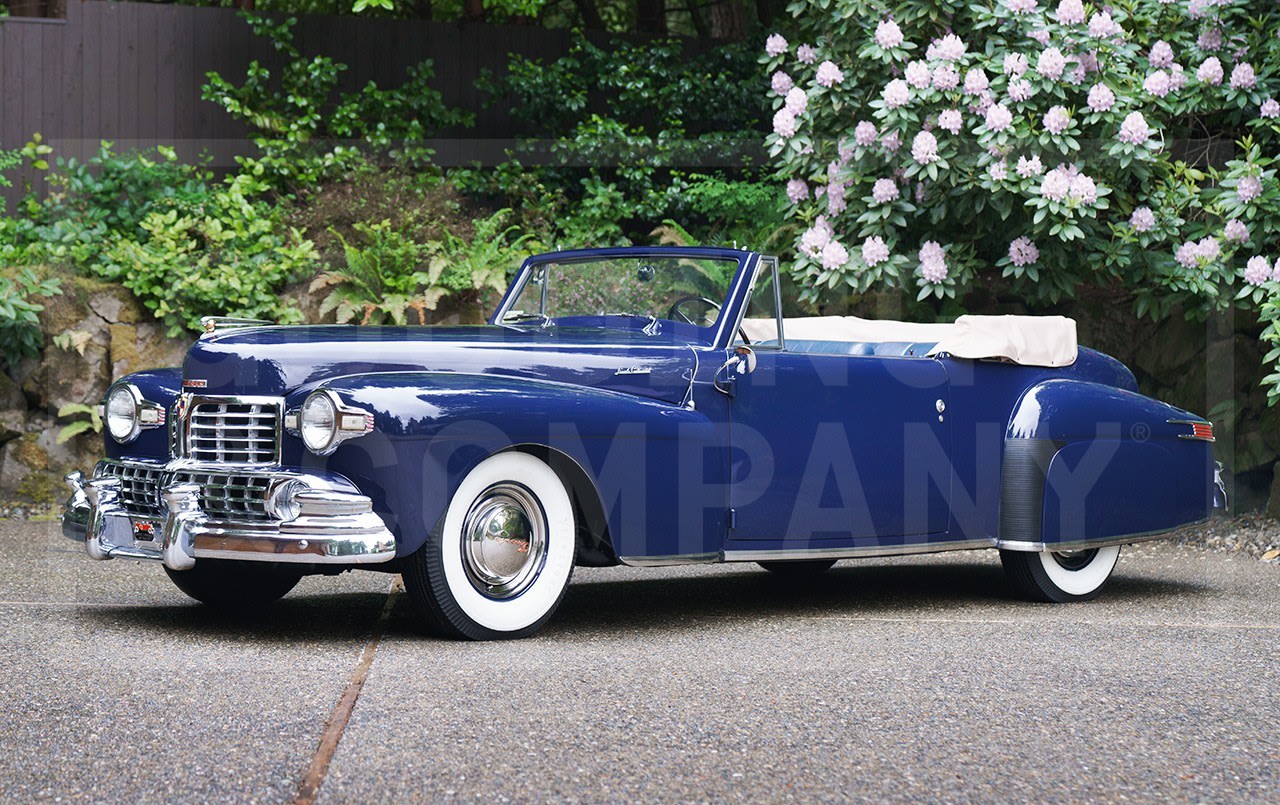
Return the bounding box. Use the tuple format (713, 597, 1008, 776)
(1170, 513, 1280, 562)
(1, 519, 1276, 802)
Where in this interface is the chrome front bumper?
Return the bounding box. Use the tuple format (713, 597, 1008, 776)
(61, 467, 396, 570)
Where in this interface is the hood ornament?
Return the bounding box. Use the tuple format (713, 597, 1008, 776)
(200, 316, 275, 336)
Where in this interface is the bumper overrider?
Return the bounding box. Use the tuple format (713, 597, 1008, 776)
(61, 462, 396, 570)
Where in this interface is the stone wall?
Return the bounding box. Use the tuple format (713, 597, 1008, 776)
(0, 272, 189, 505)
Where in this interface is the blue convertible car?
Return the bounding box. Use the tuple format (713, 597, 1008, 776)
(63, 247, 1225, 639)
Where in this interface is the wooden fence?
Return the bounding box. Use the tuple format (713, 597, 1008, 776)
(0, 0, 580, 209)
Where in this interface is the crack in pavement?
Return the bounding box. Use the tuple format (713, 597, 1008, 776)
(293, 578, 401, 805)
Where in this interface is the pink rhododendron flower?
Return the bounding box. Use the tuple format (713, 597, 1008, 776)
(1197, 27, 1223, 51)
(963, 68, 989, 95)
(932, 64, 960, 91)
(1069, 173, 1098, 204)
(905, 60, 932, 88)
(1088, 11, 1122, 38)
(1144, 70, 1172, 97)
(1088, 83, 1116, 111)
(771, 71, 793, 96)
(937, 109, 964, 134)
(871, 178, 900, 203)
(1009, 78, 1034, 102)
(1175, 241, 1200, 268)
(1055, 0, 1085, 25)
(854, 121, 878, 146)
(1043, 106, 1071, 134)
(1009, 237, 1040, 266)
(784, 87, 808, 115)
(1149, 40, 1175, 68)
(1169, 64, 1188, 90)
(1017, 155, 1044, 177)
(1261, 99, 1280, 119)
(799, 218, 833, 256)
(786, 179, 809, 204)
(1130, 207, 1156, 232)
(862, 236, 890, 267)
(914, 182, 927, 204)
(1224, 219, 1249, 242)
(1040, 168, 1071, 201)
(1197, 237, 1221, 261)
(912, 131, 940, 164)
(1037, 48, 1067, 80)
(875, 19, 905, 49)
(821, 240, 849, 270)
(1004, 53, 1028, 77)
(1238, 175, 1263, 203)
(1274, 259, 1280, 282)
(1188, 0, 1213, 18)
(1029, 29, 1052, 46)
(796, 44, 817, 64)
(765, 34, 788, 57)
(1245, 256, 1272, 286)
(971, 90, 995, 114)
(1230, 62, 1256, 90)
(816, 60, 845, 87)
(1008, 0, 1037, 13)
(927, 34, 966, 62)
(1197, 57, 1224, 85)
(772, 109, 797, 137)
(989, 161, 1009, 181)
(882, 130, 902, 152)
(883, 79, 911, 108)
(1067, 65, 1087, 86)
(985, 103, 1014, 132)
(827, 183, 848, 215)
(918, 241, 948, 283)
(1118, 112, 1152, 144)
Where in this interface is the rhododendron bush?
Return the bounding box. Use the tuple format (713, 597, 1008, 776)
(764, 0, 1280, 394)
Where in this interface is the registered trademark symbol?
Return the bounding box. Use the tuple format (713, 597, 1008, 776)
(1131, 422, 1151, 441)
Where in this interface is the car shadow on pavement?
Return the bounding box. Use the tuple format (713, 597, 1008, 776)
(541, 562, 1211, 638)
(78, 591, 392, 644)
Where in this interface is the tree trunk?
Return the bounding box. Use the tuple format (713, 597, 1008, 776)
(635, 0, 666, 35)
(707, 0, 747, 40)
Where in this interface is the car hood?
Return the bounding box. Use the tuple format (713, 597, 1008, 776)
(182, 325, 700, 404)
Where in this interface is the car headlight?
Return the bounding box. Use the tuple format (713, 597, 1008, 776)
(104, 384, 141, 443)
(296, 390, 373, 455)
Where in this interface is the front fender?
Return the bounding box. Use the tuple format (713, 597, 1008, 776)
(305, 372, 723, 559)
(1001, 379, 1214, 547)
(104, 368, 182, 462)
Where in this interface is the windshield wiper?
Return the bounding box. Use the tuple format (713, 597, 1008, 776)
(502, 312, 553, 327)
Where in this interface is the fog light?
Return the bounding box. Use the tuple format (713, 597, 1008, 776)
(266, 480, 307, 522)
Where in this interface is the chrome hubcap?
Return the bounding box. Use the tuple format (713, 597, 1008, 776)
(1051, 549, 1097, 571)
(461, 483, 547, 599)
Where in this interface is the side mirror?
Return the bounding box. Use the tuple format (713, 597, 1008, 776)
(732, 345, 757, 375)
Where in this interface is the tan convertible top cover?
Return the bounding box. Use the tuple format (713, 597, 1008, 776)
(739, 314, 1078, 368)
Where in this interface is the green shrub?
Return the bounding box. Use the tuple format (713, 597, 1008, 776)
(0, 267, 62, 369)
(203, 13, 473, 190)
(5, 143, 317, 336)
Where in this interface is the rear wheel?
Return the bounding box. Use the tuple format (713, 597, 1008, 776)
(164, 560, 303, 608)
(757, 559, 837, 578)
(404, 452, 576, 640)
(1000, 546, 1121, 603)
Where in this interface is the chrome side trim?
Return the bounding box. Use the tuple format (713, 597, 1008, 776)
(618, 552, 719, 567)
(995, 521, 1208, 553)
(722, 538, 992, 562)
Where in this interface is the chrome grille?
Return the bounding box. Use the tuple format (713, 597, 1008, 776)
(171, 471, 273, 521)
(97, 462, 164, 518)
(186, 401, 280, 464)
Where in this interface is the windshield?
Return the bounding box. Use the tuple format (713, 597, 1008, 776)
(499, 254, 741, 333)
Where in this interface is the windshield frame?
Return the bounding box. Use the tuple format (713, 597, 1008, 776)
(490, 247, 757, 347)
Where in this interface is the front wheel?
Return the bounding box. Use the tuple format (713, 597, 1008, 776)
(404, 452, 576, 640)
(163, 560, 303, 608)
(1000, 546, 1121, 603)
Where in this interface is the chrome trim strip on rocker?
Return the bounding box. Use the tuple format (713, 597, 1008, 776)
(619, 552, 720, 567)
(62, 464, 395, 569)
(721, 538, 992, 563)
(995, 520, 1207, 553)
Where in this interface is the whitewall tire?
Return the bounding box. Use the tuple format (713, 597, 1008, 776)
(404, 451, 576, 640)
(1000, 546, 1121, 603)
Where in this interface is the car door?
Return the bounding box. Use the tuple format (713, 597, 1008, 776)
(724, 348, 953, 549)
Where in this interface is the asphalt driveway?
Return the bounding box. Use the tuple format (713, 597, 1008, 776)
(1, 519, 1276, 802)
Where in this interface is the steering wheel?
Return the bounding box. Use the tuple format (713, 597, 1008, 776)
(665, 295, 751, 345)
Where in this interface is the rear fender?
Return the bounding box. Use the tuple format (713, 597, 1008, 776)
(310, 372, 722, 560)
(1000, 379, 1214, 548)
